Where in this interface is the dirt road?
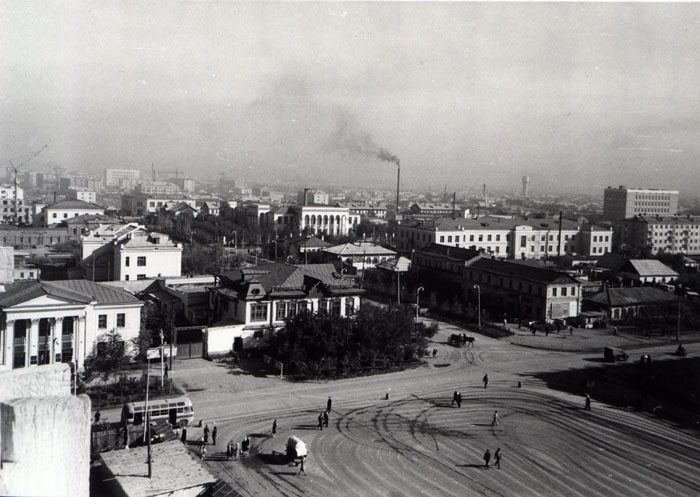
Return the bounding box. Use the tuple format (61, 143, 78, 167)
(173, 321, 700, 496)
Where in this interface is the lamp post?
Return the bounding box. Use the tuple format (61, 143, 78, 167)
(232, 231, 237, 251)
(416, 286, 424, 320)
(473, 284, 481, 329)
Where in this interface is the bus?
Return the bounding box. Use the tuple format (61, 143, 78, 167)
(121, 396, 194, 428)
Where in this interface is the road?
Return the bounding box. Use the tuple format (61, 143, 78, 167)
(108, 321, 700, 496)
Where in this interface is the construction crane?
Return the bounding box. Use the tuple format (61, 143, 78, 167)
(9, 144, 48, 225)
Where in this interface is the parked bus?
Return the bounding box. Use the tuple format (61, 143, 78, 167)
(121, 396, 194, 428)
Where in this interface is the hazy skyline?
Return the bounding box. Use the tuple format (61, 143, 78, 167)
(2, 1, 700, 195)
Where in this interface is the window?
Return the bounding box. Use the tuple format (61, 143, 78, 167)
(98, 315, 107, 328)
(470, 235, 474, 242)
(276, 302, 287, 320)
(250, 303, 268, 321)
(117, 313, 126, 327)
(137, 256, 147, 266)
(440, 236, 445, 243)
(561, 288, 567, 297)
(137, 274, 147, 280)
(520, 236, 527, 248)
(125, 275, 130, 281)
(125, 256, 130, 267)
(552, 288, 557, 297)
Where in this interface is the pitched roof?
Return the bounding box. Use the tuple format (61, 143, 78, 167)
(621, 259, 678, 277)
(468, 258, 578, 284)
(402, 215, 580, 232)
(376, 256, 412, 272)
(219, 262, 357, 294)
(324, 242, 396, 257)
(0, 279, 141, 307)
(415, 243, 482, 262)
(585, 287, 678, 307)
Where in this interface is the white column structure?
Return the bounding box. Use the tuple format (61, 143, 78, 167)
(54, 317, 64, 364)
(28, 318, 39, 367)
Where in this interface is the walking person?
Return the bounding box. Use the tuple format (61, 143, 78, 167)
(456, 391, 462, 408)
(483, 449, 491, 468)
(212, 425, 217, 445)
(318, 412, 324, 430)
(226, 442, 232, 461)
(483, 374, 489, 389)
(203, 424, 210, 444)
(327, 396, 332, 412)
(491, 410, 499, 426)
(584, 393, 591, 411)
(432, 347, 437, 358)
(272, 419, 277, 437)
(323, 410, 329, 428)
(452, 391, 458, 406)
(200, 443, 207, 461)
(569, 325, 573, 336)
(299, 455, 307, 475)
(94, 410, 101, 424)
(494, 448, 501, 469)
(233, 442, 240, 461)
(181, 427, 187, 443)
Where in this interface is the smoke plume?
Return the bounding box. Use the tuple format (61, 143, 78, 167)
(327, 112, 399, 166)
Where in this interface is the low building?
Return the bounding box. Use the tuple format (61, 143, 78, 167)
(208, 262, 365, 330)
(0, 226, 73, 248)
(409, 202, 469, 219)
(0, 279, 143, 371)
(323, 241, 397, 272)
(41, 199, 105, 227)
(583, 287, 678, 322)
(121, 193, 196, 216)
(97, 440, 216, 497)
(464, 258, 582, 323)
(618, 259, 678, 285)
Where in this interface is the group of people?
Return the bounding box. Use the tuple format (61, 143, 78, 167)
(317, 396, 332, 430)
(202, 424, 218, 445)
(483, 448, 502, 469)
(226, 440, 241, 461)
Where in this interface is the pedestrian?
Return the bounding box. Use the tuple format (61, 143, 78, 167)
(584, 393, 591, 411)
(200, 444, 207, 461)
(613, 326, 618, 336)
(456, 391, 462, 408)
(327, 396, 333, 412)
(181, 427, 187, 443)
(483, 374, 489, 389)
(494, 448, 501, 469)
(94, 410, 101, 424)
(483, 449, 491, 468)
(212, 425, 217, 445)
(226, 442, 232, 461)
(299, 455, 306, 475)
(545, 324, 550, 337)
(556, 322, 561, 334)
(241, 436, 250, 456)
(272, 419, 277, 437)
(203, 424, 210, 444)
(452, 391, 458, 406)
(323, 410, 329, 428)
(164, 364, 169, 378)
(233, 442, 240, 460)
(491, 410, 499, 426)
(318, 412, 324, 430)
(569, 325, 573, 336)
(432, 347, 437, 358)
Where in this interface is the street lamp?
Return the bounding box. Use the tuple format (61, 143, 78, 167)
(473, 284, 481, 329)
(416, 286, 424, 320)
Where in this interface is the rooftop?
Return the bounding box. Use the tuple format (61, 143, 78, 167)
(0, 279, 142, 307)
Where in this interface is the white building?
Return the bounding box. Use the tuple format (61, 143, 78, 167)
(0, 183, 31, 224)
(603, 186, 679, 221)
(397, 216, 609, 260)
(138, 181, 181, 195)
(68, 188, 97, 204)
(298, 189, 329, 206)
(0, 279, 144, 371)
(620, 215, 700, 255)
(41, 199, 105, 227)
(81, 224, 182, 281)
(105, 168, 141, 188)
(121, 193, 196, 215)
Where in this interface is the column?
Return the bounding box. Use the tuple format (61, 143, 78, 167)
(54, 317, 64, 364)
(28, 318, 39, 367)
(77, 316, 86, 369)
(2, 319, 11, 367)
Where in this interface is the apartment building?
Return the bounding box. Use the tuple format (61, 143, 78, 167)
(41, 200, 105, 227)
(137, 181, 181, 195)
(105, 168, 141, 188)
(603, 186, 679, 221)
(619, 215, 700, 255)
(0, 184, 31, 224)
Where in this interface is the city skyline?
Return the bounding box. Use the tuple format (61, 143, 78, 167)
(3, 2, 700, 195)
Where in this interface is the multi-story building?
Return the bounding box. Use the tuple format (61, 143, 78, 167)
(0, 184, 31, 224)
(0, 279, 143, 371)
(619, 215, 700, 255)
(297, 205, 360, 237)
(121, 193, 196, 216)
(397, 216, 587, 259)
(0, 226, 73, 247)
(409, 202, 469, 219)
(575, 224, 613, 256)
(137, 181, 181, 195)
(67, 188, 97, 204)
(464, 258, 582, 323)
(339, 201, 388, 221)
(298, 189, 329, 206)
(105, 168, 141, 188)
(603, 186, 679, 221)
(171, 178, 195, 193)
(81, 224, 182, 281)
(40, 199, 105, 227)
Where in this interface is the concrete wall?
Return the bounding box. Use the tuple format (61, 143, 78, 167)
(0, 363, 90, 497)
(206, 324, 257, 355)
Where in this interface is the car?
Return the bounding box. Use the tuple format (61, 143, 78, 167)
(604, 347, 628, 362)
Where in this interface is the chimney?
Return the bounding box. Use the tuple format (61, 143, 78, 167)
(303, 188, 309, 206)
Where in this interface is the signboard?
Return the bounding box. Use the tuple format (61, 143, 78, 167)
(147, 347, 177, 360)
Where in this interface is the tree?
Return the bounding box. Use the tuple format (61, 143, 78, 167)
(84, 330, 129, 381)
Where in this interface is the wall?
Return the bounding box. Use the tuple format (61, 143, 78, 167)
(0, 363, 91, 497)
(205, 323, 257, 355)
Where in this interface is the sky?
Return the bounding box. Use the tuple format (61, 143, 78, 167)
(2, 1, 700, 195)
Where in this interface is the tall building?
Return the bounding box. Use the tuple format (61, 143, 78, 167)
(104, 168, 141, 188)
(522, 176, 530, 197)
(603, 186, 679, 221)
